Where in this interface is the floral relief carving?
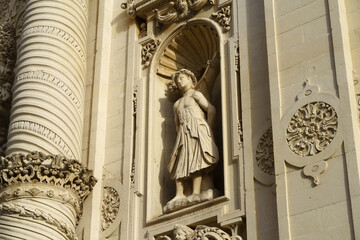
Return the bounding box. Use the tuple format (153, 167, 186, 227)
(0, 151, 97, 206)
(211, 6, 231, 32)
(0, 202, 77, 240)
(141, 39, 161, 67)
(256, 128, 274, 175)
(286, 101, 338, 157)
(101, 186, 120, 231)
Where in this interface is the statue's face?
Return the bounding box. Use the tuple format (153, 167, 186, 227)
(174, 229, 187, 240)
(176, 73, 193, 92)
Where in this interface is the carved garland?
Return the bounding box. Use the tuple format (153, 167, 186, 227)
(211, 6, 231, 32)
(286, 101, 338, 156)
(256, 128, 274, 175)
(0, 151, 97, 205)
(0, 202, 77, 240)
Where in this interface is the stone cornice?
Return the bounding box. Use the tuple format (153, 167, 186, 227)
(0, 151, 97, 204)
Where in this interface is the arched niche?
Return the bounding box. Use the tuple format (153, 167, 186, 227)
(146, 19, 227, 221)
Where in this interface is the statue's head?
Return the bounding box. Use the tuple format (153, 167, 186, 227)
(172, 69, 197, 91)
(173, 224, 194, 240)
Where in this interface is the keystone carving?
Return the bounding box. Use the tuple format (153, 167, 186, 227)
(286, 101, 338, 156)
(211, 6, 231, 32)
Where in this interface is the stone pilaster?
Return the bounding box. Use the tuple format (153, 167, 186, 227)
(6, 0, 89, 159)
(0, 152, 96, 240)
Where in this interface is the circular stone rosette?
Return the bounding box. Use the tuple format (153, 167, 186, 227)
(286, 101, 338, 157)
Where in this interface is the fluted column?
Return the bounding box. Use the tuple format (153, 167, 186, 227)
(6, 0, 89, 160)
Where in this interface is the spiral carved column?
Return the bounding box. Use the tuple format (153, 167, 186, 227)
(6, 0, 89, 159)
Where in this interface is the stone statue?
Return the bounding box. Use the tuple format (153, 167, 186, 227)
(164, 69, 219, 213)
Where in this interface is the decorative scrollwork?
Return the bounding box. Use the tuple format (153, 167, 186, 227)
(286, 101, 338, 156)
(256, 128, 274, 175)
(101, 186, 120, 231)
(141, 39, 161, 67)
(211, 6, 231, 32)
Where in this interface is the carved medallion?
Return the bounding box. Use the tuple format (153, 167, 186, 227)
(286, 101, 338, 156)
(101, 186, 120, 231)
(256, 128, 274, 175)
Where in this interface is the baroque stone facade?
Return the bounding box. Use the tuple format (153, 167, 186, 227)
(2, 0, 360, 239)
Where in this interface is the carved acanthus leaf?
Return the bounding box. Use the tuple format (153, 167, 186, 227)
(211, 6, 231, 32)
(0, 151, 97, 205)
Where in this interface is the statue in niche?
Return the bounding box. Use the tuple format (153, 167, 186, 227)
(164, 69, 219, 213)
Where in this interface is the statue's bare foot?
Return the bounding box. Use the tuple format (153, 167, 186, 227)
(163, 195, 188, 213)
(168, 195, 186, 204)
